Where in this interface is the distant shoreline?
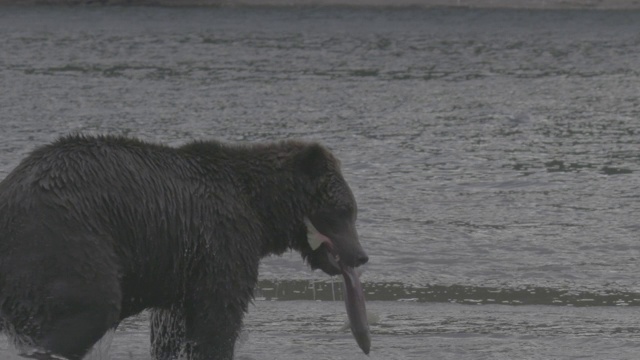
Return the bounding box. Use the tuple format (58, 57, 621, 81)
(1, 0, 640, 10)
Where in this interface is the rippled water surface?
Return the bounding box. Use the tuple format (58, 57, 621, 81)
(1, 5, 640, 359)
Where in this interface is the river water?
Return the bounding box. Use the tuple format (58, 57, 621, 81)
(1, 5, 640, 359)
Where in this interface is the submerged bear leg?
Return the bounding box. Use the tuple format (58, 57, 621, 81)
(5, 281, 121, 360)
(28, 272, 121, 360)
(2, 251, 122, 360)
(35, 308, 118, 359)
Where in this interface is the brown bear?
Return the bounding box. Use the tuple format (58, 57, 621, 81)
(0, 134, 369, 360)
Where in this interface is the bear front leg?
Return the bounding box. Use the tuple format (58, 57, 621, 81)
(150, 307, 187, 360)
(183, 289, 248, 360)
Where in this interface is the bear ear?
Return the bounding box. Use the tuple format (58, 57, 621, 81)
(294, 143, 331, 178)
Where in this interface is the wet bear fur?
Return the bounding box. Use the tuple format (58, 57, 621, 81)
(0, 134, 364, 360)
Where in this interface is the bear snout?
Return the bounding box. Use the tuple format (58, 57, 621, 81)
(355, 253, 369, 267)
(342, 248, 369, 268)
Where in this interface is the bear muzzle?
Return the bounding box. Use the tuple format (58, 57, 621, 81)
(304, 217, 368, 273)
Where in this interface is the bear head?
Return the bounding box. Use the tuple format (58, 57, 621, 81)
(291, 144, 369, 276)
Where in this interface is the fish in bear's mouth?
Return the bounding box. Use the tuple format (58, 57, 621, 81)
(305, 217, 371, 355)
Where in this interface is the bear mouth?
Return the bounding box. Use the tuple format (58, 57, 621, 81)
(318, 237, 345, 275)
(304, 217, 371, 354)
(304, 217, 342, 274)
(316, 244, 371, 354)
(304, 216, 366, 274)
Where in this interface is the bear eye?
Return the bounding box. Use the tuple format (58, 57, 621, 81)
(338, 206, 356, 220)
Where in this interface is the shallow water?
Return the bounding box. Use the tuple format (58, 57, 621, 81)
(1, 5, 639, 359)
(4, 301, 640, 359)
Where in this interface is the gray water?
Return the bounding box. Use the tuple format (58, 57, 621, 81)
(1, 5, 640, 359)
